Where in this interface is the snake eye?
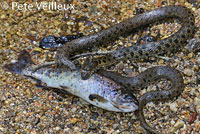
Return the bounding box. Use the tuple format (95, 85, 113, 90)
(147, 37, 154, 42)
(121, 93, 139, 106)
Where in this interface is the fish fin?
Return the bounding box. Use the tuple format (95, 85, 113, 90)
(4, 50, 34, 74)
(59, 86, 73, 95)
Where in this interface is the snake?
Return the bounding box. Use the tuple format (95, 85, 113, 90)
(37, 5, 195, 133)
(39, 33, 83, 49)
(55, 5, 195, 80)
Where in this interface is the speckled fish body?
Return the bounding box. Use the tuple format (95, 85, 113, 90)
(5, 50, 138, 112)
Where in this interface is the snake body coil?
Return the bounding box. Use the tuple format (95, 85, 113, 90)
(99, 66, 184, 133)
(56, 5, 195, 79)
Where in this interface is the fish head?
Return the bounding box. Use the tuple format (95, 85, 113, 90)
(110, 89, 139, 112)
(88, 91, 138, 112)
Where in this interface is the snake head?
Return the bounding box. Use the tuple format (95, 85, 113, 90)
(80, 54, 116, 80)
(81, 57, 98, 80)
(55, 51, 77, 71)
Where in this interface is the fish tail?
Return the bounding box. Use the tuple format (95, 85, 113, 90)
(4, 50, 34, 74)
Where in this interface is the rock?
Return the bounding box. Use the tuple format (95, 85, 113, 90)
(186, 38, 200, 52)
(158, 59, 164, 65)
(113, 123, 119, 129)
(194, 97, 200, 114)
(196, 105, 200, 114)
(70, 118, 78, 124)
(170, 120, 184, 133)
(16, 12, 23, 17)
(194, 65, 199, 71)
(71, 107, 77, 112)
(1, 14, 6, 19)
(188, 112, 197, 124)
(170, 120, 175, 125)
(195, 121, 200, 131)
(32, 47, 43, 53)
(193, 97, 200, 105)
(169, 102, 178, 112)
(55, 126, 60, 131)
(184, 68, 194, 77)
(188, 52, 194, 58)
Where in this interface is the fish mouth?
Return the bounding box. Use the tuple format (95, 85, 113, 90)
(111, 101, 138, 112)
(88, 94, 138, 112)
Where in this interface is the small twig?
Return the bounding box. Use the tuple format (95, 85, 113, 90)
(71, 51, 112, 60)
(155, 55, 173, 61)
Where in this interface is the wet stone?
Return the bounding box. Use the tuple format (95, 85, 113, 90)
(184, 68, 194, 77)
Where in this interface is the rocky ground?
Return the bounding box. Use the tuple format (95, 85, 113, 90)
(0, 0, 200, 133)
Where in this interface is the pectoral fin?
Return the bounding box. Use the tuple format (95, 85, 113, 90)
(88, 94, 108, 103)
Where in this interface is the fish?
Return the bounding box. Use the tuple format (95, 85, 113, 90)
(4, 50, 138, 112)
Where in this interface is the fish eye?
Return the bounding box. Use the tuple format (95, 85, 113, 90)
(121, 94, 139, 105)
(125, 95, 132, 100)
(122, 94, 132, 101)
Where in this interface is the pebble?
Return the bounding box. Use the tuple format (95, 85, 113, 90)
(55, 126, 61, 131)
(188, 112, 197, 124)
(188, 52, 194, 58)
(32, 47, 44, 53)
(196, 105, 200, 114)
(187, 0, 197, 5)
(158, 59, 164, 65)
(53, 20, 61, 27)
(170, 120, 184, 133)
(30, 30, 37, 35)
(195, 122, 200, 131)
(194, 65, 199, 71)
(1, 14, 6, 19)
(194, 97, 200, 114)
(197, 59, 200, 64)
(184, 68, 194, 77)
(70, 118, 78, 124)
(193, 97, 200, 105)
(169, 102, 178, 112)
(0, 126, 5, 131)
(16, 12, 23, 17)
(186, 38, 200, 52)
(170, 120, 175, 125)
(10, 103, 15, 107)
(71, 107, 77, 113)
(113, 123, 119, 129)
(178, 0, 185, 5)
